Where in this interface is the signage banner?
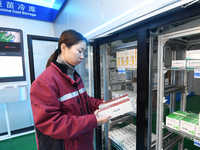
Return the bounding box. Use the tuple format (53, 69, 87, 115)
(0, 0, 52, 22)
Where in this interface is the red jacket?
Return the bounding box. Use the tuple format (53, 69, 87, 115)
(30, 60, 103, 150)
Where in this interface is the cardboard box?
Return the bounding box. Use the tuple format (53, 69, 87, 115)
(119, 51, 125, 69)
(186, 60, 200, 69)
(124, 50, 129, 68)
(173, 111, 190, 117)
(166, 113, 184, 131)
(186, 50, 200, 60)
(97, 95, 134, 119)
(116, 51, 121, 69)
(195, 124, 200, 138)
(187, 112, 199, 119)
(128, 49, 137, 69)
(172, 60, 186, 69)
(180, 117, 198, 135)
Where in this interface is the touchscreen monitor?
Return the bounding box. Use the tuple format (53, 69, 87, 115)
(0, 28, 26, 82)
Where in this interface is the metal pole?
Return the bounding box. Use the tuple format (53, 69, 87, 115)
(156, 35, 164, 150)
(103, 47, 110, 150)
(147, 37, 154, 150)
(4, 103, 11, 136)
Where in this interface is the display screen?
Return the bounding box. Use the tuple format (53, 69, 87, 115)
(0, 28, 25, 82)
(0, 56, 23, 78)
(0, 31, 21, 42)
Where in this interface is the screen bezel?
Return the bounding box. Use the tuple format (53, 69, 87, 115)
(0, 27, 26, 83)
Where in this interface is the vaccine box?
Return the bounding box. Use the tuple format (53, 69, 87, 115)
(172, 60, 186, 69)
(97, 95, 134, 119)
(128, 49, 137, 69)
(186, 60, 200, 69)
(187, 112, 199, 119)
(166, 113, 184, 131)
(180, 117, 198, 135)
(186, 50, 200, 60)
(173, 110, 190, 117)
(119, 51, 125, 69)
(195, 124, 200, 138)
(124, 50, 129, 68)
(116, 51, 120, 69)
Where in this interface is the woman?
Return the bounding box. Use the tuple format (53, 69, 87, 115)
(30, 30, 110, 150)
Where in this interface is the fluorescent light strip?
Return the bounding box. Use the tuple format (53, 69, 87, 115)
(84, 0, 156, 37)
(91, 0, 193, 39)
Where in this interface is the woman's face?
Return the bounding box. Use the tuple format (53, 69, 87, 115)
(60, 40, 86, 66)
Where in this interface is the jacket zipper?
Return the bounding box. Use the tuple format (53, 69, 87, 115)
(84, 94, 90, 114)
(76, 88, 86, 115)
(83, 94, 92, 149)
(77, 97, 83, 115)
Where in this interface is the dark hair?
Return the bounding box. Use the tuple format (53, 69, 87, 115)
(46, 30, 87, 68)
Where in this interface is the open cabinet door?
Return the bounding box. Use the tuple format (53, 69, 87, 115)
(27, 35, 59, 83)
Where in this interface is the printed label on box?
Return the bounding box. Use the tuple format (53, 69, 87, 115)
(186, 50, 200, 60)
(97, 95, 133, 119)
(180, 117, 198, 135)
(187, 60, 200, 69)
(195, 124, 200, 138)
(172, 60, 186, 69)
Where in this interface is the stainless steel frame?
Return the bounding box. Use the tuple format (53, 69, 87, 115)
(102, 41, 137, 150)
(156, 26, 200, 150)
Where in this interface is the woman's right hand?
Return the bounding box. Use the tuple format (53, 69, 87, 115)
(94, 110, 111, 126)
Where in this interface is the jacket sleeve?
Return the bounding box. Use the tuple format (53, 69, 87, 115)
(30, 80, 97, 140)
(86, 93, 103, 112)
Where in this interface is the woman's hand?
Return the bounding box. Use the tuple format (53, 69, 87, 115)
(94, 110, 111, 126)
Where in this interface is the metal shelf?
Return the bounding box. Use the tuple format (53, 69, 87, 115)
(109, 67, 137, 71)
(110, 139, 123, 150)
(109, 114, 133, 125)
(165, 68, 194, 71)
(110, 138, 157, 150)
(107, 41, 137, 52)
(128, 111, 137, 117)
(155, 26, 200, 150)
(153, 85, 175, 94)
(164, 85, 185, 96)
(110, 80, 132, 85)
(164, 125, 200, 141)
(152, 85, 185, 95)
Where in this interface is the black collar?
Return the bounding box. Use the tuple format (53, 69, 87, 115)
(52, 59, 81, 78)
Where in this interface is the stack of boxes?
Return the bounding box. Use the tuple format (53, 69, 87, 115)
(109, 124, 156, 150)
(171, 50, 200, 69)
(186, 50, 200, 69)
(97, 95, 134, 119)
(109, 55, 116, 68)
(116, 49, 137, 70)
(195, 113, 200, 138)
(109, 124, 136, 150)
(110, 70, 126, 91)
(166, 111, 200, 137)
(111, 90, 137, 114)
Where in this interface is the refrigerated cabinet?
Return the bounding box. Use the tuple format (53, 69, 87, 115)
(92, 3, 200, 150)
(156, 20, 200, 150)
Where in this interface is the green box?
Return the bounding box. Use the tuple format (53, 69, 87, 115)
(180, 117, 198, 135)
(174, 111, 190, 117)
(166, 113, 184, 131)
(195, 123, 200, 138)
(187, 112, 199, 119)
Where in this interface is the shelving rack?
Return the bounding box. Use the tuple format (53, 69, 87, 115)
(102, 41, 137, 150)
(156, 26, 200, 150)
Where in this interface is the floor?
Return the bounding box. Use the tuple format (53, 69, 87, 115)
(0, 95, 200, 150)
(0, 133, 37, 150)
